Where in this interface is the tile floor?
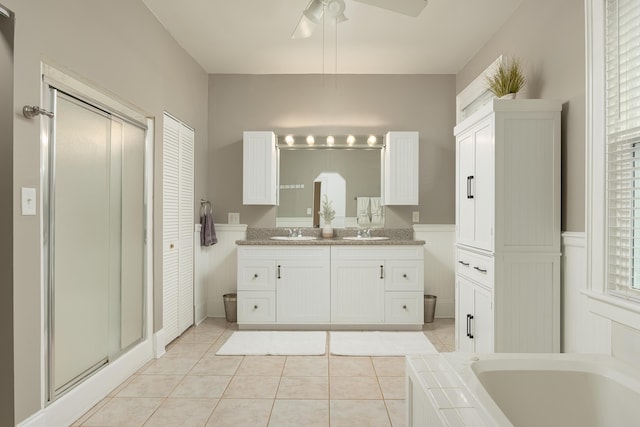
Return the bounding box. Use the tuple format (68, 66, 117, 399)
(72, 318, 454, 427)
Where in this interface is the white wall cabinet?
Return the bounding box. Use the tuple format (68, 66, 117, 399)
(162, 113, 194, 343)
(454, 99, 562, 353)
(383, 131, 419, 205)
(243, 131, 278, 205)
(237, 245, 424, 327)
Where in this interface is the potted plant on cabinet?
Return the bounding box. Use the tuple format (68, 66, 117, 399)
(319, 194, 336, 239)
(486, 57, 526, 99)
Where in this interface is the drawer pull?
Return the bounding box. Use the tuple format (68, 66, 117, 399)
(253, 305, 258, 310)
(253, 273, 259, 279)
(458, 261, 470, 266)
(402, 273, 408, 278)
(473, 266, 487, 273)
(402, 305, 407, 310)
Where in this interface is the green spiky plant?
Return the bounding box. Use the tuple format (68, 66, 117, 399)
(319, 194, 335, 224)
(486, 57, 526, 98)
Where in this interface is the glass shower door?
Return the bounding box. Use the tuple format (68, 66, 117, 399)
(51, 94, 111, 394)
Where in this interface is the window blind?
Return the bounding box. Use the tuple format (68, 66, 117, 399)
(606, 0, 640, 297)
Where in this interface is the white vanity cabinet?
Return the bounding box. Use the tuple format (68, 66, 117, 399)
(454, 99, 561, 353)
(383, 131, 419, 205)
(237, 244, 424, 328)
(243, 131, 278, 205)
(237, 246, 330, 324)
(331, 246, 424, 326)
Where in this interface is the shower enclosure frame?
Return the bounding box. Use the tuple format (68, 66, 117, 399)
(41, 73, 152, 404)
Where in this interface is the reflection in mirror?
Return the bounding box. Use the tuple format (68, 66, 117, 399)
(277, 147, 383, 228)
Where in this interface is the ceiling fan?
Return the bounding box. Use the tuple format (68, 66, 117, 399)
(292, 0, 429, 39)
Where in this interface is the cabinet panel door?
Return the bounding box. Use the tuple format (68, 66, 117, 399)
(455, 277, 475, 352)
(243, 131, 277, 205)
(473, 285, 494, 353)
(331, 260, 385, 323)
(457, 131, 475, 247)
(473, 120, 494, 251)
(277, 259, 330, 323)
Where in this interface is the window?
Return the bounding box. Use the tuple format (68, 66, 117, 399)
(605, 0, 640, 298)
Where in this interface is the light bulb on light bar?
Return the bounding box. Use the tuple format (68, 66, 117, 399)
(367, 135, 377, 146)
(326, 136, 335, 146)
(285, 135, 295, 146)
(346, 135, 356, 146)
(306, 135, 315, 145)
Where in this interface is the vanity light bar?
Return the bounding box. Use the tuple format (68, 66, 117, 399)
(277, 134, 384, 149)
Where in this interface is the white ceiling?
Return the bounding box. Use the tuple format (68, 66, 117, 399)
(142, 0, 524, 75)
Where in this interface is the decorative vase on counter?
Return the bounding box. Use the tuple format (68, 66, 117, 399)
(322, 224, 334, 239)
(499, 93, 517, 100)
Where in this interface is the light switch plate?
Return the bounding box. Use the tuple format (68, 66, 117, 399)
(21, 187, 36, 216)
(306, 207, 312, 215)
(412, 211, 419, 223)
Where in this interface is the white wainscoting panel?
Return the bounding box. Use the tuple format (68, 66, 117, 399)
(194, 225, 207, 324)
(413, 225, 455, 318)
(204, 224, 248, 317)
(562, 232, 611, 353)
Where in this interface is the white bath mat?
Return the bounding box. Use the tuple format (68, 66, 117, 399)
(216, 331, 327, 356)
(330, 331, 438, 356)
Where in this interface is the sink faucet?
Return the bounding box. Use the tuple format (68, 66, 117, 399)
(358, 228, 371, 238)
(288, 228, 302, 237)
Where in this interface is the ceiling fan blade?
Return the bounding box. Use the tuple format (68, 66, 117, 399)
(352, 0, 428, 17)
(291, 13, 318, 39)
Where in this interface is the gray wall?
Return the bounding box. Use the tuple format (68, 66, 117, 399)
(0, 6, 14, 426)
(7, 0, 208, 423)
(456, 0, 585, 232)
(208, 74, 456, 228)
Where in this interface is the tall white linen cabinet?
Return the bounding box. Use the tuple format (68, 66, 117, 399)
(454, 99, 561, 353)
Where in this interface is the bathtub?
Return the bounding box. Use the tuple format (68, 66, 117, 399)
(406, 353, 640, 427)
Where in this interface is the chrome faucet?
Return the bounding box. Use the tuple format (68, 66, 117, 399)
(287, 228, 302, 237)
(357, 228, 371, 238)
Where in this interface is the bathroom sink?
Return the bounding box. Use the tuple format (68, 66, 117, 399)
(342, 236, 390, 241)
(270, 236, 318, 241)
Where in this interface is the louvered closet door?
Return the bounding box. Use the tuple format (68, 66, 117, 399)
(162, 113, 194, 343)
(178, 125, 194, 334)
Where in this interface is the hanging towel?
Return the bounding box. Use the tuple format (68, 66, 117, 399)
(200, 202, 217, 246)
(370, 197, 383, 227)
(357, 197, 371, 226)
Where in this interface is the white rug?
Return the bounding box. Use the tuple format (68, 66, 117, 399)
(215, 331, 327, 356)
(329, 331, 438, 356)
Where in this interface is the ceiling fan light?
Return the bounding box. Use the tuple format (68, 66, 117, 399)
(304, 0, 325, 23)
(326, 0, 346, 18)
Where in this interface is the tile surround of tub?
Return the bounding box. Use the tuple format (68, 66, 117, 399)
(72, 317, 454, 426)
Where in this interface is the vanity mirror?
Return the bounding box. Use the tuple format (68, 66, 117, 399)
(276, 135, 384, 229)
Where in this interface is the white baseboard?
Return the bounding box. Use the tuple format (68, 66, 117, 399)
(154, 329, 167, 358)
(17, 340, 153, 427)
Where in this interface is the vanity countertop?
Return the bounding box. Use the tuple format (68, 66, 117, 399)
(236, 227, 425, 246)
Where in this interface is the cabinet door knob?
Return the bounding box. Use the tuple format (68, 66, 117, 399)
(402, 305, 407, 310)
(169, 243, 174, 249)
(254, 305, 258, 310)
(403, 274, 408, 278)
(253, 273, 258, 279)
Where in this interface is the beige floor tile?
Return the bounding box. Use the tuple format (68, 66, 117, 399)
(115, 374, 182, 398)
(180, 328, 225, 344)
(205, 398, 274, 427)
(236, 356, 286, 376)
(71, 398, 110, 426)
(165, 342, 212, 359)
(282, 356, 328, 376)
(206, 331, 237, 356)
(330, 400, 391, 427)
(372, 357, 406, 377)
(82, 397, 163, 426)
(329, 357, 375, 377)
(276, 376, 328, 400)
(330, 376, 383, 400)
(385, 399, 406, 427)
(378, 376, 405, 400)
(144, 398, 218, 427)
(268, 399, 329, 427)
(108, 375, 135, 397)
(222, 375, 281, 398)
(141, 356, 199, 375)
(170, 375, 232, 398)
(189, 356, 243, 376)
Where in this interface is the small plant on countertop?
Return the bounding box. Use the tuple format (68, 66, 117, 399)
(319, 194, 335, 225)
(486, 57, 526, 98)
